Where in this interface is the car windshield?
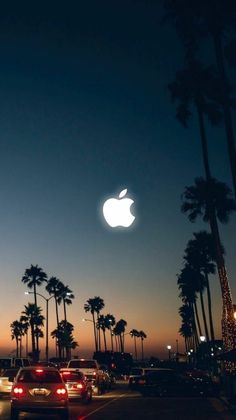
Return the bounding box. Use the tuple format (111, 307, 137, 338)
(18, 370, 62, 383)
(146, 370, 175, 379)
(69, 360, 96, 369)
(61, 371, 84, 382)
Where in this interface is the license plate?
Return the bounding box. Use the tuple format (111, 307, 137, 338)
(34, 389, 46, 396)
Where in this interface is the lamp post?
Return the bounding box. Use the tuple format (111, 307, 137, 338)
(200, 335, 206, 342)
(167, 345, 172, 361)
(25, 291, 53, 362)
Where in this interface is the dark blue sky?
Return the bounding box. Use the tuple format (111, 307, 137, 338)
(0, 1, 235, 357)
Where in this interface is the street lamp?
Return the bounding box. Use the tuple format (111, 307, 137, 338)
(25, 291, 54, 362)
(167, 345, 172, 360)
(200, 335, 206, 342)
(82, 318, 93, 323)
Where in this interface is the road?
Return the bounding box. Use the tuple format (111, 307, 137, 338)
(0, 381, 235, 419)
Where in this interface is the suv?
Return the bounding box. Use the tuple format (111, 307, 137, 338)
(10, 366, 69, 419)
(0, 358, 30, 374)
(67, 359, 106, 394)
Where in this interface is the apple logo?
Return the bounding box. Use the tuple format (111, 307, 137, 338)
(103, 189, 135, 228)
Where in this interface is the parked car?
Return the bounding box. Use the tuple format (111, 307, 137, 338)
(60, 368, 93, 403)
(10, 366, 69, 419)
(135, 369, 216, 397)
(0, 369, 19, 396)
(129, 367, 170, 390)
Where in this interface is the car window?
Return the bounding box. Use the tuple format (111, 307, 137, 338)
(1, 369, 18, 377)
(69, 360, 96, 369)
(61, 371, 84, 381)
(130, 368, 143, 375)
(18, 370, 62, 383)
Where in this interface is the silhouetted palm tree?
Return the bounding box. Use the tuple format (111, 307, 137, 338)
(20, 315, 30, 357)
(177, 266, 201, 348)
(22, 265, 47, 307)
(84, 296, 105, 352)
(179, 304, 194, 352)
(164, 0, 236, 197)
(130, 329, 140, 360)
(46, 277, 61, 328)
(51, 320, 78, 360)
(104, 314, 116, 351)
(184, 231, 223, 341)
(21, 304, 45, 361)
(139, 331, 147, 361)
(10, 320, 24, 357)
(57, 284, 74, 323)
(113, 319, 127, 352)
(182, 177, 236, 349)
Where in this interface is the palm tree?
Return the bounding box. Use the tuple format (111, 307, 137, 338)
(139, 331, 147, 361)
(177, 267, 201, 348)
(164, 0, 236, 197)
(56, 284, 74, 323)
(22, 265, 47, 307)
(179, 304, 195, 352)
(97, 315, 107, 351)
(113, 319, 127, 352)
(45, 277, 61, 328)
(20, 315, 30, 357)
(184, 231, 223, 341)
(130, 329, 140, 360)
(182, 177, 236, 349)
(51, 320, 78, 360)
(84, 297, 105, 352)
(21, 303, 45, 361)
(10, 320, 24, 357)
(104, 314, 116, 351)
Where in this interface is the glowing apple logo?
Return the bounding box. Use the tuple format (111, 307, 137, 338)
(103, 189, 135, 228)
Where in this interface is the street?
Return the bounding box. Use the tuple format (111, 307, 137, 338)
(0, 381, 235, 420)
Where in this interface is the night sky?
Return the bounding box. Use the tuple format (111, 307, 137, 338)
(0, 1, 235, 359)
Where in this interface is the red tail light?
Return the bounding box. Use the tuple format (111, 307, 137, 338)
(56, 386, 67, 397)
(93, 371, 96, 376)
(138, 379, 146, 385)
(12, 385, 26, 397)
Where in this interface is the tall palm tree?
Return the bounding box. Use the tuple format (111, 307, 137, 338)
(139, 331, 147, 361)
(20, 315, 30, 357)
(84, 296, 105, 353)
(104, 314, 116, 351)
(97, 315, 107, 351)
(130, 329, 140, 360)
(10, 320, 24, 357)
(184, 242, 210, 341)
(22, 265, 47, 307)
(113, 319, 127, 352)
(56, 284, 74, 323)
(177, 267, 200, 349)
(179, 304, 194, 352)
(21, 304, 45, 361)
(182, 177, 236, 349)
(164, 0, 236, 197)
(46, 277, 61, 326)
(51, 320, 78, 360)
(184, 231, 223, 341)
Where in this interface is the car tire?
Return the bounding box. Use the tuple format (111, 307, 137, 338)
(11, 408, 19, 420)
(82, 389, 92, 404)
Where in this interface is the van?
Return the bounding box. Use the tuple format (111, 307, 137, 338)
(0, 357, 30, 373)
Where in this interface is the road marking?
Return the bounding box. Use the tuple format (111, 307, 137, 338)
(79, 393, 127, 419)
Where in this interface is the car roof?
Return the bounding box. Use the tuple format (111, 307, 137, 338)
(18, 366, 59, 371)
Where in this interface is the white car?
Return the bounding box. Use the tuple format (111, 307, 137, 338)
(0, 369, 19, 396)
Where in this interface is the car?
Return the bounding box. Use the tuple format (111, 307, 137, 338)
(10, 366, 69, 419)
(60, 368, 93, 403)
(0, 368, 19, 396)
(128, 367, 168, 389)
(67, 359, 106, 394)
(135, 369, 213, 397)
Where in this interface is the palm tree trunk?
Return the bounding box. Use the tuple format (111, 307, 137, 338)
(193, 301, 202, 337)
(92, 312, 98, 352)
(199, 289, 210, 341)
(213, 32, 236, 199)
(204, 271, 215, 342)
(103, 329, 107, 351)
(141, 339, 144, 360)
(63, 300, 67, 323)
(110, 328, 114, 352)
(134, 337, 137, 360)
